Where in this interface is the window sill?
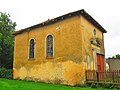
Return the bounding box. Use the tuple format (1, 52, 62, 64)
(46, 57, 54, 59)
(28, 58, 35, 60)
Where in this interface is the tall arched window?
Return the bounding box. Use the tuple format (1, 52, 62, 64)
(46, 35, 54, 57)
(29, 39, 35, 58)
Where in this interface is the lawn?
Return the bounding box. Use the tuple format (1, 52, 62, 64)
(0, 78, 116, 90)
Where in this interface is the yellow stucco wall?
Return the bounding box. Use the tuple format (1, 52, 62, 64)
(13, 15, 104, 85)
(80, 16, 104, 70)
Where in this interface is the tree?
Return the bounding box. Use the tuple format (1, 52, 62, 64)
(111, 54, 120, 59)
(0, 12, 16, 69)
(115, 54, 120, 59)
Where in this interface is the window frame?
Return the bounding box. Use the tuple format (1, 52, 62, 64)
(45, 34, 54, 58)
(28, 38, 35, 59)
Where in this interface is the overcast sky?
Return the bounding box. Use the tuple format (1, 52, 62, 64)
(0, 0, 120, 58)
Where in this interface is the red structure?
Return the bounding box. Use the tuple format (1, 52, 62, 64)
(97, 54, 104, 72)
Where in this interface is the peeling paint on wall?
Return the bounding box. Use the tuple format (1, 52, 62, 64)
(13, 61, 85, 85)
(13, 15, 105, 85)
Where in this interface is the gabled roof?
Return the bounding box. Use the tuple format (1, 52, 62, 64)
(13, 9, 107, 35)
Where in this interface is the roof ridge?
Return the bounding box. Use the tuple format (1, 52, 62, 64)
(12, 9, 107, 35)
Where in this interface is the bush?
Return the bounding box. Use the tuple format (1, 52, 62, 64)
(91, 83, 97, 88)
(89, 83, 115, 89)
(0, 68, 12, 79)
(102, 83, 114, 89)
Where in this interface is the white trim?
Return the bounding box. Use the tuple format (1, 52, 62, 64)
(87, 55, 91, 70)
(93, 50, 97, 70)
(45, 34, 55, 58)
(28, 38, 36, 59)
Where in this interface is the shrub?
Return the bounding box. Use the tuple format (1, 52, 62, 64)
(102, 83, 114, 89)
(91, 83, 97, 88)
(88, 83, 115, 89)
(0, 68, 12, 79)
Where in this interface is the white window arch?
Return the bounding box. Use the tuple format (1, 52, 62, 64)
(46, 34, 54, 57)
(29, 39, 35, 58)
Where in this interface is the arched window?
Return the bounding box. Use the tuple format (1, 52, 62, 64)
(93, 29, 96, 36)
(46, 35, 54, 57)
(29, 39, 35, 58)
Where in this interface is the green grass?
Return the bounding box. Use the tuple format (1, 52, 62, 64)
(0, 78, 115, 90)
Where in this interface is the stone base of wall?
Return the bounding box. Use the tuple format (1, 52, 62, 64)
(13, 60, 85, 85)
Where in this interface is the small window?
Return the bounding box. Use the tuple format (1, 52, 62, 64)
(29, 39, 35, 58)
(46, 35, 54, 57)
(93, 29, 96, 36)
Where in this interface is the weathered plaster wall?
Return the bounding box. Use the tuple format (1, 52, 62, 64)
(13, 61, 85, 85)
(80, 16, 104, 70)
(13, 16, 85, 85)
(13, 15, 104, 85)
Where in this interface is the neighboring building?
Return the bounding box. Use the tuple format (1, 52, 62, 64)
(13, 9, 107, 85)
(106, 58, 120, 70)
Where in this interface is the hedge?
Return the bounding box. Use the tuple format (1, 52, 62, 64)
(0, 68, 12, 79)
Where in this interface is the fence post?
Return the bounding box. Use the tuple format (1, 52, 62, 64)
(96, 71, 99, 82)
(85, 70, 87, 81)
(112, 71, 114, 83)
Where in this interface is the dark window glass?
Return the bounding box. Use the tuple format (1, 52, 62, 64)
(29, 39, 34, 58)
(93, 29, 96, 36)
(46, 35, 53, 57)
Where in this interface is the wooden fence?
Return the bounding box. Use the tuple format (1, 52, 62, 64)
(85, 70, 120, 84)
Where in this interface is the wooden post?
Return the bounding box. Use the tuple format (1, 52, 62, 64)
(112, 71, 114, 83)
(96, 71, 99, 82)
(85, 70, 87, 81)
